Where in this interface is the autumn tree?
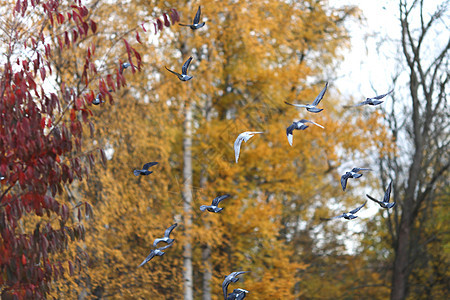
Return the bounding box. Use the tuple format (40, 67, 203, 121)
(373, 1, 449, 299)
(41, 0, 393, 299)
(0, 0, 145, 298)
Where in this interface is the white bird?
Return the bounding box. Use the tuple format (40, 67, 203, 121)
(286, 119, 324, 146)
(234, 131, 263, 163)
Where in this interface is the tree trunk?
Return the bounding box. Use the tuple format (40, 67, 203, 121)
(183, 100, 194, 300)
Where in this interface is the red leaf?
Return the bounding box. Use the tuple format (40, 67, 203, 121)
(90, 20, 97, 34)
(40, 67, 46, 81)
(22, 254, 26, 265)
(70, 109, 76, 121)
(156, 19, 163, 31)
(72, 29, 78, 43)
(99, 149, 107, 167)
(57, 13, 65, 24)
(170, 8, 180, 23)
(141, 23, 147, 32)
(163, 13, 170, 27)
(136, 31, 141, 44)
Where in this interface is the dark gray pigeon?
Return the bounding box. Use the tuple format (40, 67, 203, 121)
(367, 181, 395, 209)
(344, 89, 393, 107)
(133, 162, 158, 176)
(286, 119, 324, 146)
(165, 56, 194, 81)
(120, 62, 132, 74)
(179, 6, 206, 30)
(284, 82, 328, 113)
(341, 167, 372, 191)
(138, 243, 173, 268)
(93, 89, 113, 105)
(153, 223, 177, 247)
(223, 271, 249, 300)
(200, 194, 230, 213)
(322, 201, 367, 220)
(227, 288, 249, 300)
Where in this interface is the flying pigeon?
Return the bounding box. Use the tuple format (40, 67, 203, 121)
(200, 194, 231, 213)
(133, 162, 158, 176)
(165, 56, 194, 81)
(120, 62, 132, 74)
(223, 271, 249, 300)
(138, 243, 173, 268)
(340, 167, 372, 191)
(153, 223, 178, 247)
(93, 89, 113, 105)
(344, 89, 393, 108)
(284, 82, 328, 113)
(322, 201, 367, 220)
(179, 6, 206, 30)
(227, 288, 249, 300)
(367, 181, 395, 209)
(234, 131, 263, 163)
(286, 119, 324, 146)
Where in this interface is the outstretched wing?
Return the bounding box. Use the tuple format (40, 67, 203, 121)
(212, 194, 231, 206)
(222, 279, 231, 300)
(234, 135, 245, 163)
(286, 124, 296, 146)
(369, 89, 393, 100)
(284, 101, 308, 108)
(366, 194, 383, 205)
(351, 167, 371, 172)
(182, 56, 193, 75)
(349, 201, 367, 214)
(312, 82, 328, 106)
(143, 162, 158, 170)
(138, 251, 155, 268)
(199, 205, 210, 212)
(233, 271, 249, 277)
(165, 66, 182, 77)
(193, 6, 202, 24)
(157, 243, 174, 251)
(340, 174, 349, 191)
(383, 181, 393, 203)
(307, 120, 324, 129)
(164, 223, 178, 238)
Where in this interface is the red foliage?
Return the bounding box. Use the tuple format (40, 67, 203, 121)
(0, 0, 141, 298)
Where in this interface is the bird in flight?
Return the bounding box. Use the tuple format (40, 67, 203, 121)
(200, 194, 231, 213)
(367, 181, 395, 209)
(227, 288, 249, 300)
(234, 131, 263, 163)
(153, 223, 178, 247)
(223, 271, 249, 300)
(340, 167, 372, 191)
(286, 119, 324, 146)
(179, 6, 206, 30)
(322, 201, 367, 221)
(138, 243, 173, 268)
(165, 56, 194, 81)
(133, 162, 158, 176)
(284, 82, 328, 113)
(344, 89, 393, 108)
(93, 89, 113, 105)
